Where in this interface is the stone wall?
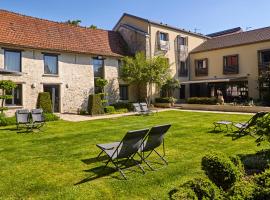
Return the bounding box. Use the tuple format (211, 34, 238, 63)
(0, 47, 120, 116)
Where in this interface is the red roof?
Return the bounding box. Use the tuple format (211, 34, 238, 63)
(0, 10, 128, 57)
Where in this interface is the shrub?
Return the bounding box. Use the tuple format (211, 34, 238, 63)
(253, 113, 270, 146)
(104, 106, 115, 114)
(230, 155, 245, 175)
(170, 178, 222, 200)
(187, 97, 217, 105)
(88, 94, 104, 115)
(253, 171, 270, 200)
(170, 187, 198, 200)
(114, 108, 129, 114)
(37, 92, 52, 113)
(44, 113, 59, 121)
(0, 113, 16, 126)
(227, 180, 256, 200)
(202, 152, 242, 190)
(241, 150, 270, 172)
(111, 102, 133, 111)
(155, 97, 176, 103)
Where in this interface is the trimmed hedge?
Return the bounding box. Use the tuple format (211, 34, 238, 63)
(229, 155, 245, 175)
(110, 102, 133, 111)
(155, 97, 175, 103)
(187, 97, 217, 105)
(227, 180, 256, 200)
(170, 187, 198, 200)
(0, 113, 16, 126)
(170, 178, 221, 200)
(37, 92, 52, 113)
(104, 106, 115, 114)
(88, 94, 104, 115)
(201, 152, 242, 191)
(253, 169, 270, 200)
(44, 113, 59, 121)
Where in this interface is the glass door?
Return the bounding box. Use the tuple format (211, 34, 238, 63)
(43, 84, 60, 112)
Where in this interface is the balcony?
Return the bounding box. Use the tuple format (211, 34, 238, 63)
(159, 40, 170, 51)
(223, 66, 239, 74)
(195, 68, 208, 76)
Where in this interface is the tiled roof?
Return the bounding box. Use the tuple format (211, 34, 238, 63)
(0, 10, 128, 57)
(192, 26, 270, 53)
(206, 27, 243, 38)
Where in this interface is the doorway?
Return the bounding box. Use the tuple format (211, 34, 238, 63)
(43, 84, 60, 112)
(179, 85, 186, 99)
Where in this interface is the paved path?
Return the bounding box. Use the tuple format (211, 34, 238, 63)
(58, 108, 253, 122)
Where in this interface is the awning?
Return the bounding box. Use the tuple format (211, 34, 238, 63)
(181, 76, 248, 84)
(0, 68, 22, 75)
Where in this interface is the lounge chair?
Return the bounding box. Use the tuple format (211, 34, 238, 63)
(31, 109, 45, 130)
(139, 124, 171, 170)
(96, 128, 149, 179)
(133, 103, 143, 114)
(15, 109, 30, 130)
(140, 103, 156, 115)
(233, 112, 268, 134)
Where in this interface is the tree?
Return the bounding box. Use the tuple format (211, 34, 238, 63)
(161, 77, 180, 97)
(95, 78, 108, 93)
(258, 70, 270, 105)
(121, 52, 171, 103)
(89, 25, 97, 29)
(0, 80, 17, 114)
(65, 20, 82, 26)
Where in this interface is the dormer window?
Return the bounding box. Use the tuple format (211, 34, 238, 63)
(179, 36, 187, 46)
(158, 31, 170, 51)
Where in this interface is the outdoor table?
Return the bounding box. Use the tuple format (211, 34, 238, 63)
(213, 121, 233, 132)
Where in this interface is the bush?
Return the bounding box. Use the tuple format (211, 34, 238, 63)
(170, 187, 198, 200)
(187, 97, 217, 105)
(88, 94, 104, 115)
(111, 102, 133, 111)
(37, 92, 52, 113)
(241, 150, 270, 172)
(170, 178, 222, 200)
(44, 113, 59, 121)
(202, 152, 242, 190)
(104, 106, 115, 114)
(227, 180, 256, 200)
(230, 155, 245, 175)
(0, 113, 16, 126)
(114, 108, 129, 114)
(155, 97, 176, 103)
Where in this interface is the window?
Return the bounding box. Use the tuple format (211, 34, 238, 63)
(179, 61, 188, 77)
(119, 85, 128, 100)
(93, 58, 104, 94)
(4, 50, 21, 72)
(195, 59, 208, 76)
(179, 36, 187, 46)
(223, 55, 239, 74)
(5, 84, 22, 106)
(160, 32, 168, 41)
(258, 50, 270, 73)
(44, 54, 58, 75)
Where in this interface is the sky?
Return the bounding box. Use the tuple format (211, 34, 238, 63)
(1, 0, 270, 35)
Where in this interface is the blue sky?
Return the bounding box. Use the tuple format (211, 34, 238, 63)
(1, 0, 270, 34)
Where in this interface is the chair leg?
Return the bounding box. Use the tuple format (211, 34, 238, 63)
(137, 153, 155, 171)
(132, 159, 145, 174)
(153, 149, 168, 165)
(111, 159, 127, 180)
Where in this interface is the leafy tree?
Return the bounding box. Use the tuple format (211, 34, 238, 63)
(65, 20, 82, 26)
(95, 78, 108, 93)
(161, 77, 180, 97)
(89, 25, 97, 29)
(121, 52, 171, 102)
(0, 80, 17, 114)
(254, 113, 270, 146)
(258, 70, 270, 105)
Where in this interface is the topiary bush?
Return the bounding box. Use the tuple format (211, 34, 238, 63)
(104, 106, 115, 114)
(170, 187, 198, 200)
(110, 102, 133, 111)
(229, 155, 245, 175)
(88, 94, 104, 115)
(227, 180, 256, 200)
(43, 113, 59, 121)
(187, 97, 218, 105)
(37, 92, 52, 113)
(201, 152, 242, 191)
(169, 178, 222, 200)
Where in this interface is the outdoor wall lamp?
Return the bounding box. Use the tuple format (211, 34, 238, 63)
(31, 83, 36, 89)
(66, 84, 69, 88)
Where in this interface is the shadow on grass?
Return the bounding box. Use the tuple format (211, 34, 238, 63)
(207, 130, 224, 134)
(81, 155, 108, 164)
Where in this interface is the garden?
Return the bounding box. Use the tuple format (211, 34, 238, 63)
(0, 110, 269, 199)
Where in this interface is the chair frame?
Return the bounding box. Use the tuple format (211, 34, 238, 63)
(15, 109, 31, 130)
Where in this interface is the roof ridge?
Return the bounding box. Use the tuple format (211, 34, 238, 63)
(0, 9, 114, 33)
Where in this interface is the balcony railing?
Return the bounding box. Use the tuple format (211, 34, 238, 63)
(159, 40, 170, 51)
(223, 65, 239, 74)
(195, 68, 208, 76)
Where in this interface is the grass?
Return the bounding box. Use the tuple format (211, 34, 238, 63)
(0, 110, 267, 199)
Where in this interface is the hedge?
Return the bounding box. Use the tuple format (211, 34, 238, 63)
(37, 92, 52, 113)
(187, 97, 218, 105)
(88, 94, 104, 115)
(110, 102, 133, 111)
(104, 106, 115, 114)
(155, 97, 175, 103)
(201, 152, 242, 191)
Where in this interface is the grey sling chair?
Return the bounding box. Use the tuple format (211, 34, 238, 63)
(15, 109, 31, 130)
(133, 103, 144, 115)
(96, 128, 149, 180)
(140, 103, 156, 115)
(31, 109, 46, 131)
(234, 111, 268, 134)
(138, 124, 171, 170)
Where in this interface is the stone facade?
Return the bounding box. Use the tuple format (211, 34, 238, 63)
(0, 47, 120, 116)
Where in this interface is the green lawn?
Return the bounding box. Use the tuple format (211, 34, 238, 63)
(0, 111, 266, 199)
